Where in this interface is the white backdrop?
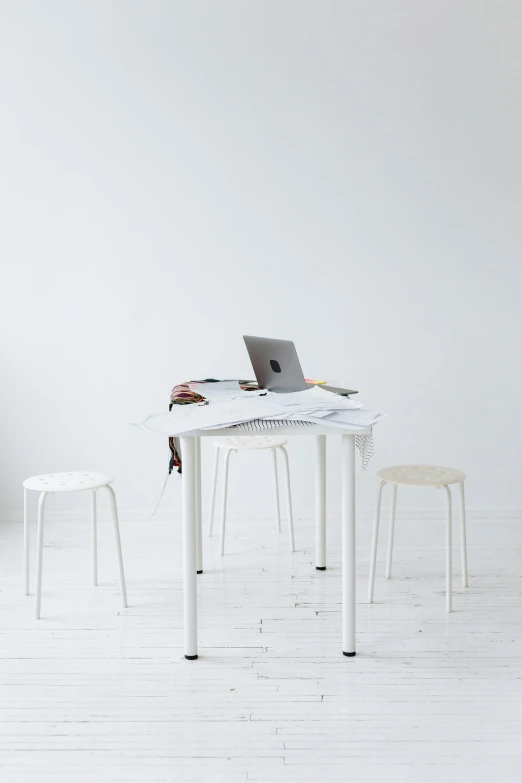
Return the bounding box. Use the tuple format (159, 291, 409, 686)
(1, 1, 521, 522)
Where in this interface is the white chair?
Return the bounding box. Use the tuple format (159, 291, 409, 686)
(23, 471, 128, 619)
(367, 465, 468, 613)
(207, 436, 295, 556)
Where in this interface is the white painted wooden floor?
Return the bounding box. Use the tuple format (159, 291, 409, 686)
(1, 511, 521, 782)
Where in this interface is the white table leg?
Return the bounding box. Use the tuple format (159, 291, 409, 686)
(315, 435, 326, 570)
(195, 437, 203, 574)
(181, 437, 198, 659)
(341, 434, 356, 656)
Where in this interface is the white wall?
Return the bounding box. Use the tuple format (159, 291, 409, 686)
(1, 0, 521, 521)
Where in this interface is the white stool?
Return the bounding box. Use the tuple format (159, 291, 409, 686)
(23, 472, 128, 619)
(367, 465, 468, 613)
(207, 436, 295, 556)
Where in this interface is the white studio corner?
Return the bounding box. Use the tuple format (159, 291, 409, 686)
(1, 2, 522, 783)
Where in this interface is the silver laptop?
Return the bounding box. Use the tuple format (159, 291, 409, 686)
(243, 335, 357, 396)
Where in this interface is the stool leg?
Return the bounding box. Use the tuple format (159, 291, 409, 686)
(35, 492, 47, 620)
(91, 490, 98, 586)
(368, 481, 386, 603)
(207, 447, 220, 537)
(219, 449, 232, 556)
(385, 484, 398, 579)
(278, 446, 294, 553)
(272, 448, 281, 533)
(459, 481, 468, 588)
(105, 485, 128, 608)
(23, 487, 30, 595)
(444, 485, 452, 613)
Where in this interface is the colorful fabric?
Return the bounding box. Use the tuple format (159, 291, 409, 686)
(168, 380, 259, 473)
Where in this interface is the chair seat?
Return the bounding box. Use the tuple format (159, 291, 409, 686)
(377, 465, 466, 487)
(213, 436, 287, 451)
(23, 471, 113, 493)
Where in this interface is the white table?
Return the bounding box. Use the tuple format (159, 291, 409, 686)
(179, 426, 363, 660)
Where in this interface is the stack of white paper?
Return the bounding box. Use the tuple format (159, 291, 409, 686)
(136, 382, 384, 436)
(260, 386, 361, 420)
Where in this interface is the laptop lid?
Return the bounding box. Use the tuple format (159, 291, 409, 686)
(243, 335, 308, 393)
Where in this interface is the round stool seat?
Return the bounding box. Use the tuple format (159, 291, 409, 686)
(23, 471, 113, 493)
(377, 465, 466, 487)
(213, 436, 288, 451)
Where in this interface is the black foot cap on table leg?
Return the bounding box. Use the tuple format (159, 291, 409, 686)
(185, 654, 198, 660)
(197, 570, 203, 574)
(316, 566, 326, 571)
(343, 651, 356, 657)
